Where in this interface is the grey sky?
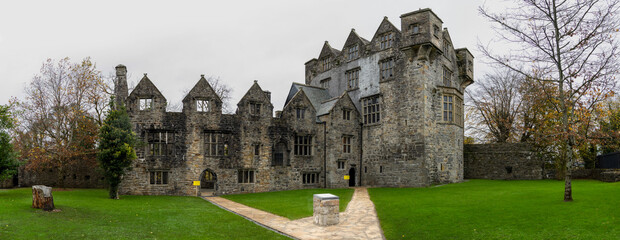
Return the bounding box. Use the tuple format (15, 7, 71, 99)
(0, 0, 494, 110)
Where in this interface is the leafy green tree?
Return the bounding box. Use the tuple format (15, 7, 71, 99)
(0, 104, 20, 181)
(97, 100, 136, 199)
(598, 99, 620, 154)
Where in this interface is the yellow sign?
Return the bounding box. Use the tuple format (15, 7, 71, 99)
(344, 175, 350, 180)
(193, 181, 201, 186)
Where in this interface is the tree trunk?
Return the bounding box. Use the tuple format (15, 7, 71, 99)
(564, 144, 574, 201)
(32, 185, 55, 211)
(109, 183, 119, 199)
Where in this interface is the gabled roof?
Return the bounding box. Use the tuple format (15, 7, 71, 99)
(343, 28, 369, 48)
(317, 91, 359, 117)
(182, 75, 222, 103)
(316, 98, 338, 116)
(318, 41, 341, 59)
(128, 74, 166, 101)
(284, 82, 331, 112)
(370, 17, 401, 42)
(442, 28, 453, 44)
(238, 80, 272, 106)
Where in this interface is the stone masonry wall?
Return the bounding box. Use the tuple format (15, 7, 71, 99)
(464, 143, 543, 180)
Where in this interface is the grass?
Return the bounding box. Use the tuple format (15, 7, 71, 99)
(0, 188, 289, 240)
(369, 179, 619, 240)
(221, 188, 355, 220)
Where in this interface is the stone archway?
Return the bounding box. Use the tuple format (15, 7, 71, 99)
(200, 169, 217, 196)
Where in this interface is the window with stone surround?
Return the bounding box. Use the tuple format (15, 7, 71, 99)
(254, 144, 260, 156)
(380, 166, 384, 173)
(346, 68, 359, 89)
(204, 132, 229, 156)
(149, 170, 169, 185)
(238, 169, 255, 183)
(455, 97, 463, 127)
(380, 32, 394, 49)
(196, 99, 211, 112)
(342, 109, 351, 120)
(337, 160, 345, 170)
(321, 57, 332, 71)
(302, 172, 319, 184)
(442, 94, 463, 126)
(443, 40, 451, 60)
(147, 131, 175, 156)
(139, 98, 153, 111)
(296, 108, 306, 119)
(443, 67, 452, 87)
(380, 58, 394, 80)
(362, 95, 381, 124)
(249, 102, 261, 115)
(320, 78, 331, 88)
(294, 135, 312, 156)
(342, 135, 352, 153)
(409, 24, 420, 34)
(347, 45, 359, 60)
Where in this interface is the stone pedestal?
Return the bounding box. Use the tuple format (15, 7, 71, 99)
(32, 185, 54, 211)
(313, 193, 339, 226)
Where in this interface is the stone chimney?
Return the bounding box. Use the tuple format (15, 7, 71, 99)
(115, 64, 128, 108)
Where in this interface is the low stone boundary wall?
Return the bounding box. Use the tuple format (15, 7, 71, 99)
(464, 143, 543, 180)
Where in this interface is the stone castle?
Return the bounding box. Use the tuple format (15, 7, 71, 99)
(116, 8, 474, 195)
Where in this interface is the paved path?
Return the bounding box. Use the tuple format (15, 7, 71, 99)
(204, 187, 385, 240)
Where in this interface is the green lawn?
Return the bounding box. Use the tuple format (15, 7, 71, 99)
(0, 188, 288, 240)
(369, 179, 619, 240)
(221, 188, 354, 220)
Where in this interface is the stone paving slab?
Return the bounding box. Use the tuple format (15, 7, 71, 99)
(203, 187, 385, 240)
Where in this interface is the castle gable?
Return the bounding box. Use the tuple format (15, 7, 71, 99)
(238, 81, 272, 106)
(343, 29, 369, 48)
(182, 75, 222, 113)
(183, 75, 222, 104)
(370, 17, 401, 44)
(318, 41, 341, 60)
(129, 74, 166, 101)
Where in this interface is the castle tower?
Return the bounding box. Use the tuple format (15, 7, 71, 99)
(115, 64, 129, 107)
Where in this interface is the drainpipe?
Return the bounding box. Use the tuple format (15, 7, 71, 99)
(359, 122, 363, 186)
(320, 121, 327, 189)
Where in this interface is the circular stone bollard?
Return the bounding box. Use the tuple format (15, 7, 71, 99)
(32, 185, 55, 211)
(313, 193, 339, 226)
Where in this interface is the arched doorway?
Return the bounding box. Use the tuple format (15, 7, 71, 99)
(348, 167, 356, 187)
(200, 169, 217, 196)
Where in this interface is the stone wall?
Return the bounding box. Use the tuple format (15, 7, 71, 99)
(464, 143, 543, 180)
(17, 165, 106, 188)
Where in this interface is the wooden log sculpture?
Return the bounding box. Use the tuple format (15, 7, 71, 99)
(32, 185, 55, 211)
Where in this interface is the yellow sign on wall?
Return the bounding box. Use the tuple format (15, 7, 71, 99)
(344, 175, 350, 180)
(193, 181, 201, 186)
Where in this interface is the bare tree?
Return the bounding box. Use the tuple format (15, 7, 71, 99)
(17, 57, 109, 187)
(479, 0, 619, 201)
(466, 69, 524, 143)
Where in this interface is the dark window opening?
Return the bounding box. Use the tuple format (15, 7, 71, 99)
(506, 166, 513, 174)
(149, 170, 169, 185)
(238, 170, 255, 183)
(303, 173, 319, 184)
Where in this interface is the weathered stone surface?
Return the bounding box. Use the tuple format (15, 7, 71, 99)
(464, 143, 543, 180)
(117, 8, 471, 196)
(313, 194, 339, 226)
(32, 185, 54, 211)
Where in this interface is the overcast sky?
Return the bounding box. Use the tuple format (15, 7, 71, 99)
(0, 0, 495, 110)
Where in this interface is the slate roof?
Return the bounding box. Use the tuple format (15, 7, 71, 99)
(285, 82, 338, 120)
